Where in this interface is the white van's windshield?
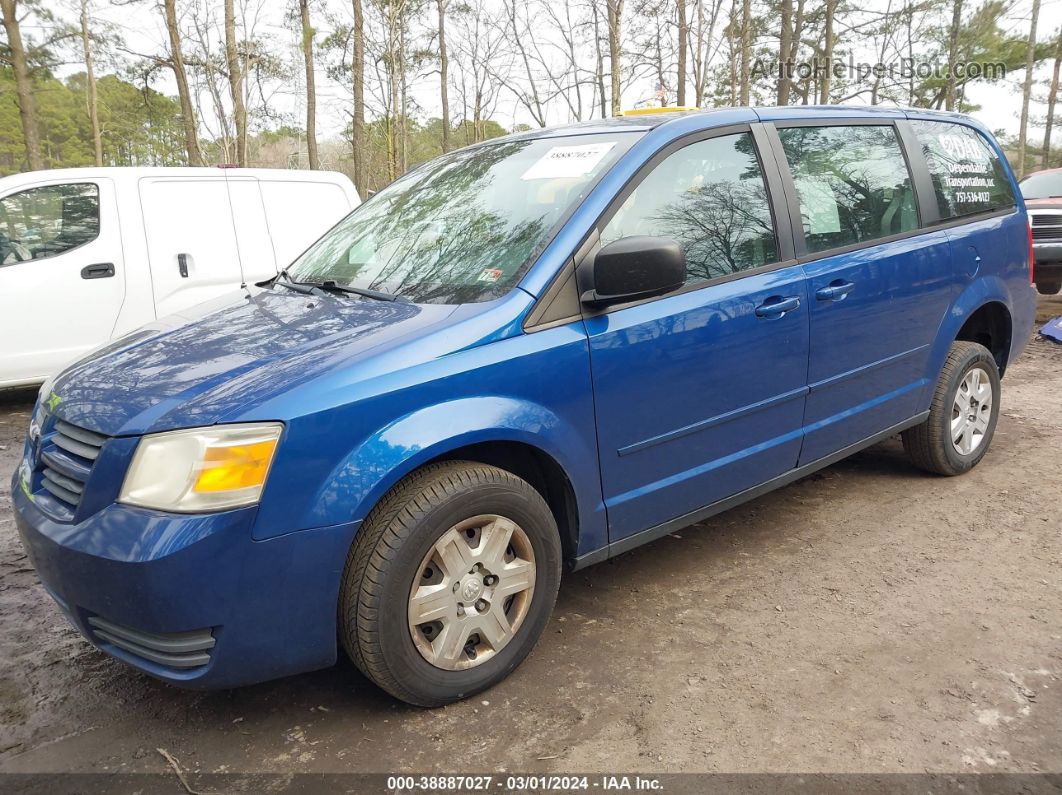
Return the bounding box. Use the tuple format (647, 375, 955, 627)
(285, 133, 637, 304)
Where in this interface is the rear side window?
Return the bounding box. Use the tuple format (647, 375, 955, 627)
(600, 132, 778, 284)
(777, 125, 918, 255)
(0, 183, 100, 265)
(910, 120, 1015, 219)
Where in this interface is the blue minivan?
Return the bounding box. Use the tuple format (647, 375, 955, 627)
(12, 106, 1036, 706)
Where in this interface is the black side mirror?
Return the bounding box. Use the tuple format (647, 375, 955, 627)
(580, 236, 687, 307)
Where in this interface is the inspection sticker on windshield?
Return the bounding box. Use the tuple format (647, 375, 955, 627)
(521, 142, 615, 180)
(477, 268, 504, 283)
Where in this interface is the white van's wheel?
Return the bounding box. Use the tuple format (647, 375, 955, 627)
(902, 341, 1001, 476)
(339, 461, 561, 706)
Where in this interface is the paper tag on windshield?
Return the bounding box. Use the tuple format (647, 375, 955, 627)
(521, 142, 615, 181)
(477, 268, 503, 283)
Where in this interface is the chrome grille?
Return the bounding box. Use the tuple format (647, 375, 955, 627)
(38, 419, 108, 514)
(1030, 212, 1062, 226)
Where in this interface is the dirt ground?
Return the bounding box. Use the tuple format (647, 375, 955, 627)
(0, 296, 1060, 779)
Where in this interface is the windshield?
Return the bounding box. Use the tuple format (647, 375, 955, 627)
(286, 133, 638, 303)
(1019, 170, 1062, 199)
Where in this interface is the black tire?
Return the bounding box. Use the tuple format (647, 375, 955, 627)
(902, 341, 1001, 476)
(1035, 278, 1061, 295)
(339, 461, 562, 707)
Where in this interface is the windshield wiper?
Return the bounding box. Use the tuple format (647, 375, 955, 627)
(313, 280, 402, 302)
(310, 280, 403, 301)
(272, 268, 402, 302)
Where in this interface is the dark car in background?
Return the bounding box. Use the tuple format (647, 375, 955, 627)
(1020, 167, 1062, 294)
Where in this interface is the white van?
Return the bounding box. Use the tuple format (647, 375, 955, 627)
(0, 167, 359, 388)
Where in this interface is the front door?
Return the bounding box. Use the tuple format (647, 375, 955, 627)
(771, 122, 956, 465)
(0, 179, 126, 386)
(583, 129, 811, 542)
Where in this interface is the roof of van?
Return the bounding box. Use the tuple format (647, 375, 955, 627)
(0, 166, 356, 190)
(492, 104, 988, 143)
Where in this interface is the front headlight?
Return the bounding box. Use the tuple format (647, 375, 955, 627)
(119, 423, 283, 512)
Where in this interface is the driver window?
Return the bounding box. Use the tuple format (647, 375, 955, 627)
(600, 132, 779, 285)
(0, 183, 100, 265)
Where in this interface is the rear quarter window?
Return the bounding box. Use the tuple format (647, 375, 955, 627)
(910, 120, 1015, 220)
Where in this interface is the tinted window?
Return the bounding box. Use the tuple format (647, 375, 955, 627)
(0, 183, 100, 265)
(600, 133, 778, 284)
(910, 120, 1015, 218)
(1019, 170, 1062, 200)
(288, 133, 636, 303)
(778, 125, 917, 255)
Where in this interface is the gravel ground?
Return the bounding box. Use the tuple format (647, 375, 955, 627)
(0, 295, 1060, 778)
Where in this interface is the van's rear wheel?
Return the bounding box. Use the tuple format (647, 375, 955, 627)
(902, 341, 1000, 476)
(339, 461, 562, 707)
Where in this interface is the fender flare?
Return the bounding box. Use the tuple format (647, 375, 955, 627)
(921, 275, 1013, 407)
(303, 395, 607, 554)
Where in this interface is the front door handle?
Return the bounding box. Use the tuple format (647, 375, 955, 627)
(815, 280, 855, 301)
(80, 262, 115, 279)
(755, 295, 801, 318)
(178, 253, 189, 278)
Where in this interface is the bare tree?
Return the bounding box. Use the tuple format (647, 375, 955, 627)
(163, 0, 204, 165)
(1017, 0, 1041, 178)
(0, 0, 43, 170)
(352, 0, 366, 193)
(945, 0, 962, 110)
(299, 0, 319, 168)
(438, 0, 450, 151)
(677, 0, 687, 105)
(1044, 33, 1061, 169)
(607, 0, 623, 115)
(451, 0, 507, 142)
(818, 0, 837, 103)
(688, 0, 724, 106)
(79, 0, 103, 165)
(225, 0, 247, 165)
(738, 0, 750, 104)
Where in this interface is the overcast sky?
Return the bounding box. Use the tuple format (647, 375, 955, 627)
(44, 0, 1062, 143)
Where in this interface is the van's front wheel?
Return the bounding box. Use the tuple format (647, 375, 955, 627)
(339, 461, 562, 707)
(902, 341, 1001, 476)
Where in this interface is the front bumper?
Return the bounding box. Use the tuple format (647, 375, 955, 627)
(11, 477, 359, 689)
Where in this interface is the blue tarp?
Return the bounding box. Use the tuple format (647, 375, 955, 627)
(1041, 316, 1062, 343)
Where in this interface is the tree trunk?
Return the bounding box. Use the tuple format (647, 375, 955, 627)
(677, 0, 687, 105)
(352, 0, 366, 194)
(0, 0, 43, 170)
(739, 0, 750, 105)
(1016, 0, 1041, 179)
(1043, 37, 1061, 169)
(299, 0, 319, 169)
(80, 0, 103, 166)
(606, 0, 623, 116)
(728, 0, 738, 105)
(945, 0, 962, 111)
(437, 0, 450, 151)
(593, 1, 607, 118)
(224, 0, 247, 166)
(778, 0, 792, 104)
(164, 0, 203, 166)
(818, 0, 836, 104)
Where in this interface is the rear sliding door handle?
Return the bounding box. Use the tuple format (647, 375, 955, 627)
(755, 295, 801, 318)
(815, 280, 855, 301)
(177, 253, 189, 278)
(80, 262, 115, 279)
